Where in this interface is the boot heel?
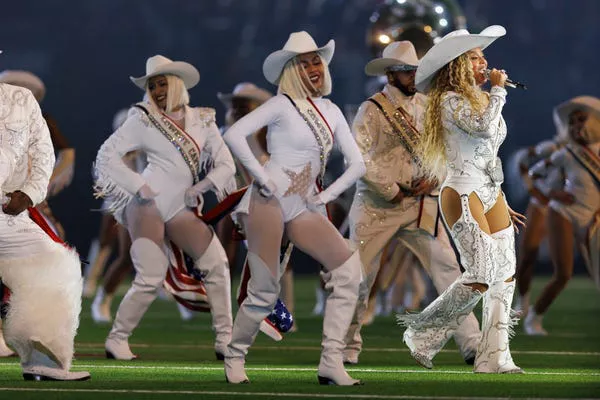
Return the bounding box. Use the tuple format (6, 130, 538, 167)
(318, 375, 333, 385)
(105, 350, 115, 359)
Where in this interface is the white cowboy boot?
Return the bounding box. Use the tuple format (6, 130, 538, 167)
(91, 288, 113, 324)
(22, 348, 90, 381)
(524, 306, 548, 336)
(318, 252, 363, 386)
(474, 280, 523, 373)
(193, 231, 232, 358)
(105, 238, 168, 360)
(225, 252, 279, 384)
(399, 280, 483, 369)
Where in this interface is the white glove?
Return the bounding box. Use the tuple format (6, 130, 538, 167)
(135, 184, 158, 204)
(258, 179, 277, 198)
(184, 179, 213, 208)
(306, 192, 325, 213)
(47, 165, 75, 197)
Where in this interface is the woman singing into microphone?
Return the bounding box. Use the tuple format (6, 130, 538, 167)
(397, 25, 525, 374)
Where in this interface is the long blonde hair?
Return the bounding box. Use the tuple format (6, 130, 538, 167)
(419, 53, 487, 180)
(145, 74, 190, 113)
(278, 55, 332, 99)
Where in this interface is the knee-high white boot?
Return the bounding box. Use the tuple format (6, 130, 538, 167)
(1, 244, 82, 371)
(474, 280, 522, 373)
(193, 232, 232, 358)
(474, 225, 522, 373)
(106, 238, 168, 360)
(225, 252, 279, 384)
(398, 280, 482, 369)
(318, 251, 363, 386)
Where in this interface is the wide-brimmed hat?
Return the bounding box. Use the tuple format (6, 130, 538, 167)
(263, 31, 335, 85)
(415, 25, 506, 93)
(130, 55, 199, 90)
(0, 70, 46, 101)
(365, 41, 419, 76)
(217, 82, 272, 106)
(553, 96, 600, 133)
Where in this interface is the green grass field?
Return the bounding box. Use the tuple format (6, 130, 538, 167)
(0, 276, 598, 399)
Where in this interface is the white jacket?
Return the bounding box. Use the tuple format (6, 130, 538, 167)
(94, 104, 235, 222)
(0, 83, 54, 206)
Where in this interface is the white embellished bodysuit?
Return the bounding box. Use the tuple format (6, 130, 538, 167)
(223, 94, 365, 222)
(441, 86, 508, 211)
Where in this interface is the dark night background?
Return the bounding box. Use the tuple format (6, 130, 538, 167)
(1, 0, 598, 272)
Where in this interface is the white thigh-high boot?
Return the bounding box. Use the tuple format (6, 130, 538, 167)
(0, 320, 15, 357)
(0, 244, 89, 379)
(225, 252, 279, 384)
(193, 232, 232, 358)
(105, 238, 168, 360)
(318, 251, 363, 386)
(398, 280, 482, 369)
(475, 225, 523, 374)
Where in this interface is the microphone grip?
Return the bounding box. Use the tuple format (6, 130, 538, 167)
(484, 69, 527, 90)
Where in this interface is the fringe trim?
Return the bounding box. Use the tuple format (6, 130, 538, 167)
(92, 164, 132, 217)
(395, 312, 420, 328)
(508, 308, 520, 340)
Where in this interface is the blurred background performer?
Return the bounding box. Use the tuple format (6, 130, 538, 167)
(525, 96, 600, 335)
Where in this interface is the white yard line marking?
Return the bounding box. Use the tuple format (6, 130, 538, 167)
(0, 363, 598, 376)
(73, 342, 600, 357)
(0, 388, 597, 400)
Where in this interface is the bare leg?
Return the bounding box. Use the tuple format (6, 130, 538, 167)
(534, 208, 574, 313)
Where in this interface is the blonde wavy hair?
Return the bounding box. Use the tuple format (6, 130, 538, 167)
(145, 74, 190, 113)
(419, 52, 487, 180)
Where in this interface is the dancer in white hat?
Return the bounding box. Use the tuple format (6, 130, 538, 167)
(397, 26, 526, 373)
(0, 54, 89, 380)
(94, 55, 236, 360)
(525, 96, 600, 334)
(343, 40, 481, 366)
(222, 31, 366, 385)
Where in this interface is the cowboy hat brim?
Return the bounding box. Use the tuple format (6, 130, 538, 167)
(262, 40, 335, 85)
(130, 61, 200, 90)
(365, 58, 418, 76)
(415, 25, 506, 93)
(554, 96, 600, 132)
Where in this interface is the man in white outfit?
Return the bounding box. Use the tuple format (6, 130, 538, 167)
(344, 41, 481, 365)
(0, 51, 89, 381)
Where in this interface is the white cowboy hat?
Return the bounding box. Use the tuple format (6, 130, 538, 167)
(415, 25, 506, 93)
(130, 55, 200, 90)
(364, 41, 419, 76)
(262, 31, 335, 85)
(217, 82, 272, 106)
(553, 96, 600, 132)
(0, 70, 46, 101)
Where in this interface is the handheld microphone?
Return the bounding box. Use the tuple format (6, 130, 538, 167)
(484, 69, 527, 90)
